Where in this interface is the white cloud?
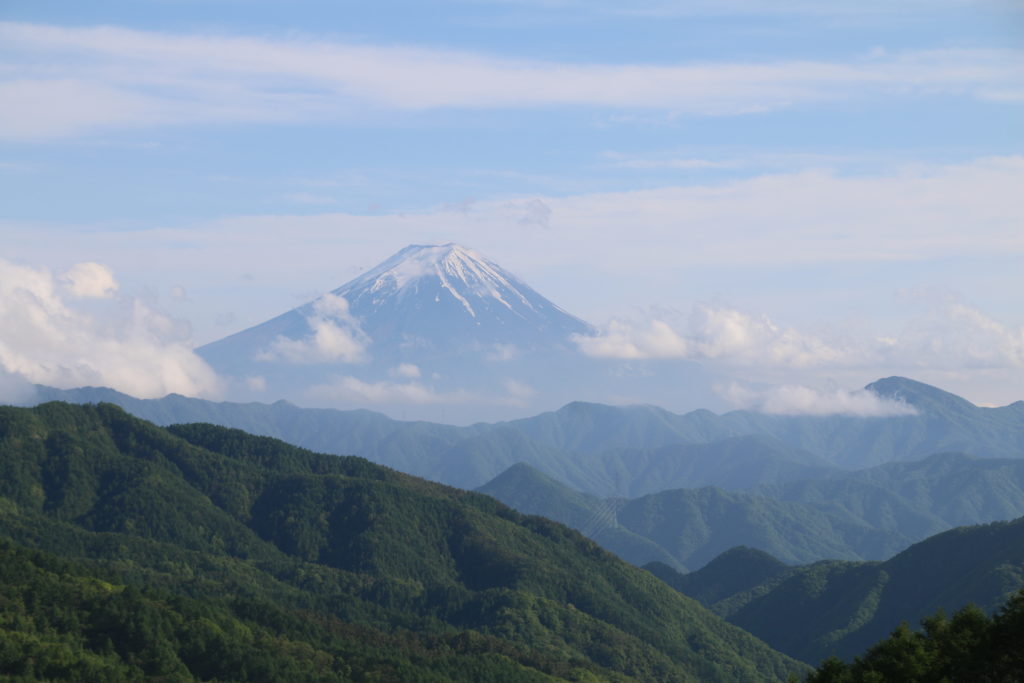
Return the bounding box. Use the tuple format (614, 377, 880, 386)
(0, 22, 1020, 139)
(503, 379, 535, 399)
(390, 363, 422, 378)
(60, 261, 118, 298)
(307, 376, 474, 405)
(575, 305, 845, 366)
(1, 157, 1021, 408)
(574, 319, 689, 359)
(306, 374, 538, 407)
(259, 293, 370, 364)
(888, 304, 1024, 370)
(577, 301, 1024, 376)
(486, 343, 520, 361)
(5, 156, 1019, 293)
(719, 382, 919, 417)
(245, 375, 267, 392)
(0, 258, 220, 399)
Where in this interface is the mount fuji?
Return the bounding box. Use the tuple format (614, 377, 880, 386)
(197, 243, 712, 422)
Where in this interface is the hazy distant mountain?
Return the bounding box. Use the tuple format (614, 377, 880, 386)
(477, 463, 684, 570)
(199, 243, 593, 368)
(192, 242, 721, 422)
(479, 452, 1024, 570)
(654, 516, 1024, 664)
(30, 376, 1024, 491)
(755, 451, 1024, 541)
(505, 377, 1024, 469)
(479, 462, 907, 570)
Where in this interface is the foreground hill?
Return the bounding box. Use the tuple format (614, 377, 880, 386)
(806, 590, 1024, 682)
(651, 517, 1024, 665)
(33, 376, 1024, 494)
(0, 402, 805, 681)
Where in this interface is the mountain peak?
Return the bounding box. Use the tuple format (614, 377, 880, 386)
(327, 243, 592, 347)
(196, 244, 595, 416)
(338, 243, 530, 319)
(864, 376, 976, 414)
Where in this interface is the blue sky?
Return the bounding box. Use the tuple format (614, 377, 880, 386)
(1, 0, 1022, 415)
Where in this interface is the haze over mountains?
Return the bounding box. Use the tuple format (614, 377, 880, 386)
(34, 376, 1024, 491)
(30, 375, 1024, 575)
(7, 244, 1024, 678)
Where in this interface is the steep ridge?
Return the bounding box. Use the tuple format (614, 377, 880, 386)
(0, 401, 807, 681)
(654, 517, 1024, 665)
(477, 463, 684, 570)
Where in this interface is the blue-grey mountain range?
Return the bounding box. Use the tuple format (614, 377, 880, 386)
(27, 375, 1024, 572)
(30, 376, 1024, 493)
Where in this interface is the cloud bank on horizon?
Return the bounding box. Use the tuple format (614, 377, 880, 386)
(0, 259, 221, 401)
(0, 0, 1020, 418)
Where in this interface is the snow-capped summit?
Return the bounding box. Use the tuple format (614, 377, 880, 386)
(340, 243, 534, 319)
(197, 243, 592, 374)
(331, 243, 591, 347)
(194, 243, 712, 423)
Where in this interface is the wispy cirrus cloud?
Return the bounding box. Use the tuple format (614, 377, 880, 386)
(1, 22, 1021, 139)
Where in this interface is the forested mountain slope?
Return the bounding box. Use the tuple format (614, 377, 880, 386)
(0, 402, 806, 681)
(651, 517, 1024, 665)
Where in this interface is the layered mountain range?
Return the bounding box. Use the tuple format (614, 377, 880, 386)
(0, 401, 806, 680)
(0, 400, 1019, 675)
(478, 454, 1024, 570)
(29, 375, 1024, 574)
(34, 376, 1024, 489)
(5, 242, 1024, 677)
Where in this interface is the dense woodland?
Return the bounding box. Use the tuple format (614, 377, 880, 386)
(646, 514, 1024, 664)
(1, 401, 1022, 681)
(807, 591, 1024, 682)
(0, 402, 804, 681)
